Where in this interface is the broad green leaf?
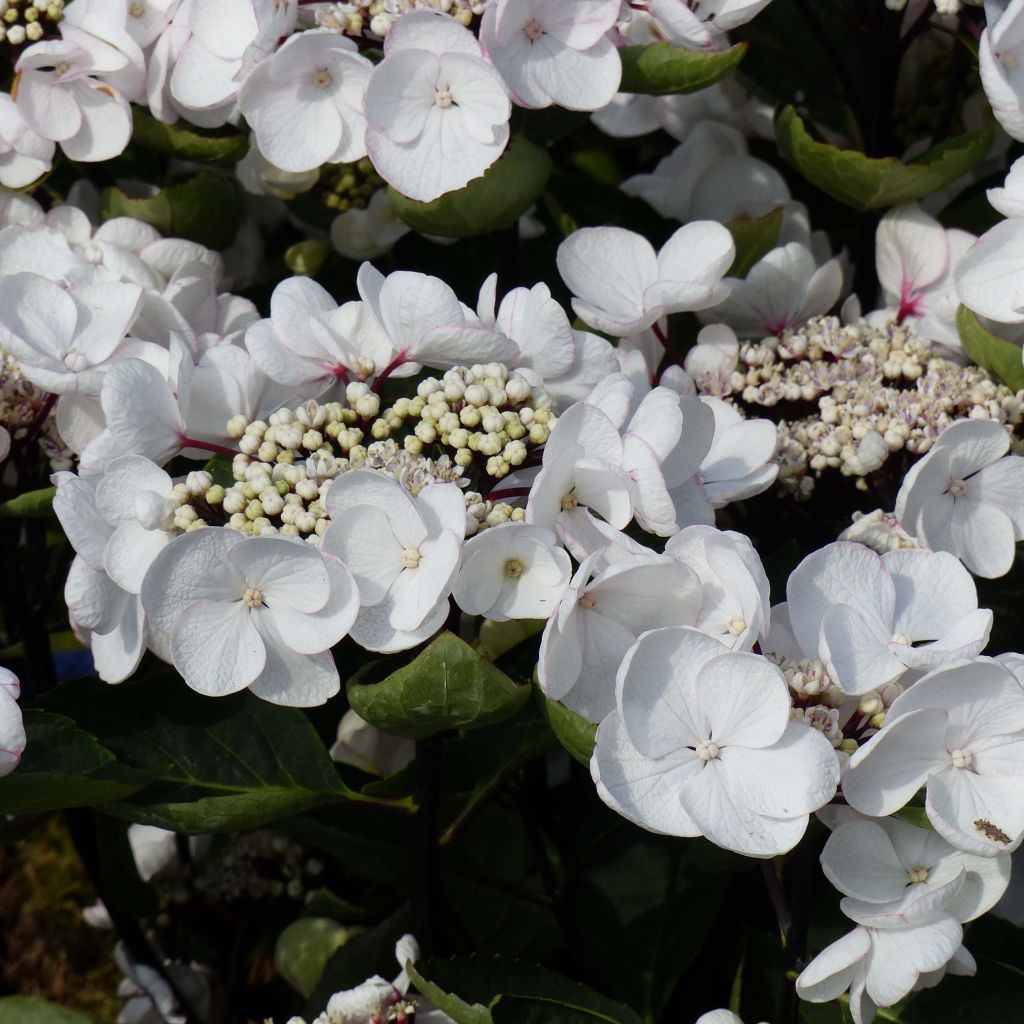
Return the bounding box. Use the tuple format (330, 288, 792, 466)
(202, 454, 235, 488)
(101, 172, 243, 249)
(389, 136, 552, 238)
(535, 689, 595, 768)
(775, 106, 992, 210)
(130, 106, 249, 165)
(408, 956, 644, 1024)
(728, 207, 784, 278)
(275, 917, 356, 998)
(491, 996, 630, 1023)
(0, 484, 55, 518)
(347, 632, 530, 741)
(0, 711, 155, 815)
(0, 997, 94, 1023)
(957, 305, 1024, 391)
(618, 43, 747, 95)
(43, 674, 371, 832)
(286, 238, 331, 276)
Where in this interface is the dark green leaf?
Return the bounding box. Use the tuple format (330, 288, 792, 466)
(535, 689, 595, 768)
(957, 305, 1024, 391)
(0, 711, 155, 815)
(775, 106, 992, 210)
(408, 956, 644, 1024)
(491, 996, 630, 1023)
(0, 997, 94, 1023)
(618, 43, 747, 95)
(43, 674, 371, 832)
(389, 136, 552, 238)
(130, 106, 249, 166)
(202, 454, 235, 489)
(101, 172, 243, 249)
(0, 485, 55, 519)
(347, 632, 530, 741)
(728, 207, 784, 278)
(275, 917, 357, 998)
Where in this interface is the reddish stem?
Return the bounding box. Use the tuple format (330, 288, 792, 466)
(371, 354, 407, 393)
(180, 436, 238, 458)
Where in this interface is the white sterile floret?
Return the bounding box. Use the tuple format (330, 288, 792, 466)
(0, 272, 141, 394)
(331, 708, 415, 777)
(141, 529, 359, 706)
(330, 189, 411, 261)
(53, 471, 147, 683)
(700, 242, 843, 339)
(128, 823, 210, 883)
(894, 418, 1024, 579)
(358, 263, 519, 378)
(797, 918, 970, 1024)
(986, 153, 1024, 218)
(363, 10, 512, 202)
(480, 0, 621, 112)
(875, 203, 975, 350)
(0, 92, 54, 188)
(980, 0, 1024, 142)
(842, 658, 1024, 856)
(820, 813, 1011, 927)
(665, 524, 771, 652)
(453, 523, 571, 621)
(238, 30, 373, 175)
(245, 275, 394, 391)
(955, 214, 1024, 324)
(786, 542, 991, 696)
(0, 667, 25, 778)
(638, 0, 776, 49)
(538, 552, 703, 723)
(321, 469, 466, 653)
(557, 221, 735, 337)
(696, 396, 779, 507)
(592, 626, 840, 857)
(839, 509, 919, 555)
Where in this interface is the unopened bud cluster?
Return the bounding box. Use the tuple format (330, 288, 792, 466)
(282, 1000, 420, 1024)
(312, 0, 488, 38)
(691, 316, 1024, 497)
(464, 490, 527, 536)
(372, 363, 555, 481)
(0, 0, 64, 45)
(319, 157, 384, 213)
(838, 509, 919, 554)
(191, 831, 316, 905)
(0, 348, 72, 469)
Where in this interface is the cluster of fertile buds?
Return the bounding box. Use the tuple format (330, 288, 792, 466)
(0, 0, 64, 46)
(313, 0, 489, 38)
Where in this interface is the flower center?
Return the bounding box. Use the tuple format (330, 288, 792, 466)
(578, 594, 596, 610)
(243, 587, 264, 608)
(890, 632, 913, 646)
(61, 349, 87, 372)
(951, 748, 973, 769)
(695, 740, 720, 761)
(129, 1, 145, 16)
(504, 558, 524, 578)
(908, 866, 929, 884)
(401, 548, 421, 569)
(55, 61, 71, 78)
(525, 18, 543, 39)
(727, 615, 747, 636)
(1002, 50, 1019, 70)
(314, 68, 333, 88)
(948, 478, 967, 497)
(560, 492, 577, 511)
(435, 88, 454, 108)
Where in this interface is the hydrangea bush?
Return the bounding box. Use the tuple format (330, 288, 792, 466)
(5, 1, 1024, 1022)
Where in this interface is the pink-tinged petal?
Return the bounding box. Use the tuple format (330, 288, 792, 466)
(876, 203, 949, 306)
(840, 866, 966, 928)
(821, 821, 908, 903)
(247, 613, 340, 707)
(141, 527, 245, 637)
(680, 760, 810, 857)
(228, 536, 330, 613)
(720, 720, 839, 817)
(171, 599, 265, 696)
(592, 712, 701, 837)
(796, 928, 871, 1003)
(972, 455, 1024, 537)
(245, 84, 345, 174)
(821, 603, 904, 696)
(528, 0, 621, 48)
(656, 221, 736, 297)
(864, 918, 963, 1007)
(842, 708, 951, 816)
(949, 497, 1016, 579)
(525, 33, 621, 112)
(617, 626, 727, 758)
(440, 53, 511, 143)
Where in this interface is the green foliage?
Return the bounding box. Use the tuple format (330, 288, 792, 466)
(0, 997, 94, 1023)
(0, 485, 55, 518)
(390, 137, 552, 238)
(347, 632, 530, 741)
(535, 689, 595, 768)
(727, 207, 785, 278)
(275, 917, 356, 998)
(618, 43, 747, 95)
(408, 955, 644, 1024)
(956, 305, 1024, 391)
(100, 172, 243, 249)
(0, 711, 155, 815)
(775, 106, 992, 210)
(285, 238, 332, 276)
(37, 673, 376, 831)
(130, 107, 249, 166)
